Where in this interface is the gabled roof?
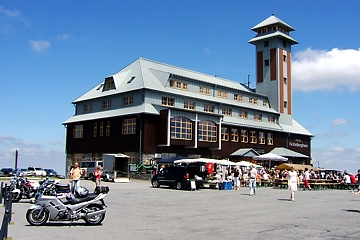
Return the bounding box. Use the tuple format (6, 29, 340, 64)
(270, 147, 310, 158)
(251, 15, 295, 31)
(230, 148, 260, 157)
(73, 58, 253, 103)
(280, 119, 313, 136)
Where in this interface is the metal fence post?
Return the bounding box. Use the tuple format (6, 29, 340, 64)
(8, 192, 12, 223)
(0, 182, 3, 205)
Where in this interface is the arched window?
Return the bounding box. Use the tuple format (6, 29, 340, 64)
(170, 117, 192, 140)
(198, 120, 217, 142)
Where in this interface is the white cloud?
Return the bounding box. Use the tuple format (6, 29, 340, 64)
(331, 118, 349, 126)
(331, 147, 344, 153)
(204, 48, 210, 54)
(292, 48, 360, 91)
(0, 135, 65, 174)
(30, 40, 50, 52)
(0, 5, 22, 19)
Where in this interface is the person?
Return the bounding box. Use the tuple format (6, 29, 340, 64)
(303, 168, 311, 191)
(248, 164, 257, 196)
(356, 169, 360, 194)
(94, 165, 102, 187)
(233, 166, 241, 190)
(288, 166, 299, 201)
(70, 162, 83, 194)
(159, 164, 165, 173)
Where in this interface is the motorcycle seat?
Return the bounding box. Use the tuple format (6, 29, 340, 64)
(65, 193, 98, 205)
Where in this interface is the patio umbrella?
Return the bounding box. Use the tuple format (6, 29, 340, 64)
(253, 152, 287, 168)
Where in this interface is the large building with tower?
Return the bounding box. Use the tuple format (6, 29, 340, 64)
(63, 15, 313, 174)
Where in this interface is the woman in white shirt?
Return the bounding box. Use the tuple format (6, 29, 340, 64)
(288, 166, 299, 201)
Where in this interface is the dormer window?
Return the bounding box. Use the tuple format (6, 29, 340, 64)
(107, 80, 115, 90)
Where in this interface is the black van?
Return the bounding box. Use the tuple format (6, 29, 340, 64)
(151, 166, 203, 190)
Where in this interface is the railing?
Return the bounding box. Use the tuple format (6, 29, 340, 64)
(0, 182, 13, 240)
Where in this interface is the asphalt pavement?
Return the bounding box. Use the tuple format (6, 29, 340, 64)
(4, 179, 360, 240)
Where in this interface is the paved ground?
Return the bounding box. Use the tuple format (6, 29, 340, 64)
(3, 179, 360, 240)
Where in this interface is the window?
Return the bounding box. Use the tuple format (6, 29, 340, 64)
(231, 128, 239, 142)
(221, 127, 229, 141)
(99, 122, 103, 136)
(264, 59, 269, 66)
(284, 101, 288, 109)
(263, 100, 268, 107)
(249, 98, 258, 105)
(269, 116, 276, 123)
(73, 125, 83, 138)
(267, 133, 273, 145)
(106, 121, 110, 136)
(264, 41, 269, 47)
(261, 28, 266, 34)
(239, 110, 248, 119)
(170, 79, 188, 90)
(267, 27, 272, 32)
(93, 123, 97, 137)
(84, 103, 92, 113)
(241, 130, 248, 143)
(283, 41, 287, 48)
(198, 120, 217, 142)
(122, 118, 136, 135)
(222, 108, 232, 116)
(162, 97, 174, 107)
(250, 131, 257, 144)
(184, 100, 195, 110)
(217, 90, 228, 99)
(259, 132, 265, 144)
(124, 152, 136, 164)
(170, 117, 192, 140)
(284, 77, 287, 85)
(107, 80, 115, 90)
(123, 96, 133, 106)
(283, 55, 286, 62)
(72, 153, 82, 165)
(204, 104, 214, 113)
(254, 113, 262, 121)
(234, 94, 244, 102)
(199, 86, 210, 95)
(102, 100, 111, 110)
(273, 26, 277, 31)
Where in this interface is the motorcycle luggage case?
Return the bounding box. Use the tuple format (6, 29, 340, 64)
(94, 186, 109, 194)
(55, 184, 70, 193)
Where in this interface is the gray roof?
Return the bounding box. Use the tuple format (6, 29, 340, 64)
(280, 119, 312, 136)
(73, 58, 253, 104)
(230, 148, 260, 157)
(270, 147, 310, 158)
(63, 103, 158, 124)
(248, 31, 298, 45)
(251, 15, 295, 31)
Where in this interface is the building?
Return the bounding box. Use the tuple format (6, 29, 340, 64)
(63, 15, 313, 174)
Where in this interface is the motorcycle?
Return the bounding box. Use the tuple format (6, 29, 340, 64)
(30, 177, 70, 203)
(4, 177, 22, 202)
(16, 176, 40, 200)
(26, 184, 109, 226)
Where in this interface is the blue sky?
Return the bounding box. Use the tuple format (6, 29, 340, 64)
(1, 1, 360, 174)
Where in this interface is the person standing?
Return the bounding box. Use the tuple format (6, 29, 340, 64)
(288, 166, 299, 201)
(303, 168, 312, 191)
(356, 169, 360, 194)
(233, 166, 241, 190)
(94, 165, 102, 187)
(249, 164, 257, 196)
(70, 162, 83, 194)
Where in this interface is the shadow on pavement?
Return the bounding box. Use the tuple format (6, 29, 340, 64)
(343, 209, 360, 213)
(25, 222, 103, 227)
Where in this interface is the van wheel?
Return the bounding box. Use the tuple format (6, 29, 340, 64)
(152, 180, 160, 188)
(176, 181, 182, 190)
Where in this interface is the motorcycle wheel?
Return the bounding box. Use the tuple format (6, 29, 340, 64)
(12, 192, 22, 202)
(84, 204, 105, 225)
(26, 208, 49, 226)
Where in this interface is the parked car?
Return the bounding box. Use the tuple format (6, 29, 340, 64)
(44, 168, 58, 176)
(151, 166, 204, 190)
(0, 170, 5, 177)
(15, 168, 32, 176)
(79, 161, 103, 180)
(27, 167, 47, 176)
(1, 168, 16, 176)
